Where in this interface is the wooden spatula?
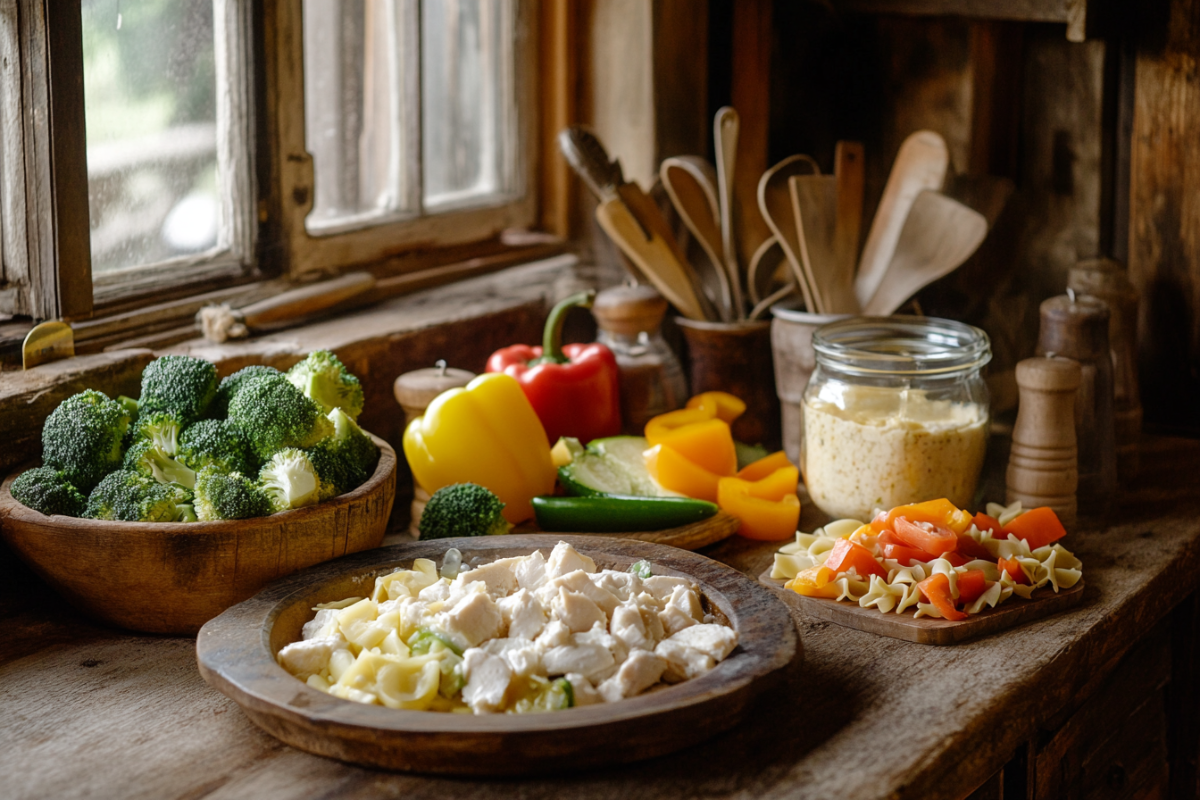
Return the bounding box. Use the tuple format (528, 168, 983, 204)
(714, 107, 745, 318)
(661, 157, 735, 321)
(834, 141, 864, 305)
(861, 190, 987, 316)
(789, 174, 839, 315)
(757, 155, 820, 313)
(854, 130, 949, 310)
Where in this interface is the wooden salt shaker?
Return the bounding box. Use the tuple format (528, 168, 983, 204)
(1069, 258, 1142, 481)
(1008, 357, 1082, 525)
(1037, 292, 1117, 515)
(393, 361, 475, 535)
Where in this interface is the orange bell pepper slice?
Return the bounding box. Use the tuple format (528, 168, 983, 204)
(737, 450, 794, 482)
(998, 556, 1029, 585)
(871, 498, 973, 535)
(785, 564, 840, 598)
(881, 542, 931, 567)
(956, 569, 988, 605)
(644, 443, 722, 503)
(823, 538, 888, 579)
(955, 533, 994, 560)
(972, 512, 1004, 535)
(916, 573, 968, 621)
(717, 467, 800, 541)
(893, 517, 958, 558)
(685, 391, 746, 424)
(1003, 507, 1067, 549)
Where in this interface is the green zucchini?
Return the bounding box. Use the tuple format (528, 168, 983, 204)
(557, 435, 677, 498)
(531, 495, 717, 533)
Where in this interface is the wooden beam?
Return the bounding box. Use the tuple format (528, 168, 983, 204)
(539, 0, 577, 238)
(730, 0, 772, 268)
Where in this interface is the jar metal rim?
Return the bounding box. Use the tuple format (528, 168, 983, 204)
(811, 315, 992, 377)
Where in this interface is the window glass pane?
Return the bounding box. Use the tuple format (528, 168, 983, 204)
(303, 0, 413, 232)
(421, 0, 511, 208)
(82, 0, 221, 273)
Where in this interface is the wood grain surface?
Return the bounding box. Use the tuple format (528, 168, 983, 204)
(0, 435, 397, 636)
(759, 571, 1086, 645)
(2, 435, 1199, 800)
(196, 535, 798, 775)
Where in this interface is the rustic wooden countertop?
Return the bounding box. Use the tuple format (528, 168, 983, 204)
(2, 435, 1198, 800)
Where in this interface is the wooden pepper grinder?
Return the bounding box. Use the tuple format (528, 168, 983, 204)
(1069, 258, 1142, 481)
(393, 361, 475, 535)
(1036, 291, 1118, 515)
(1007, 357, 1082, 525)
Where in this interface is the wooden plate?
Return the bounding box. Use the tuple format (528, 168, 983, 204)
(0, 435, 397, 636)
(520, 509, 741, 551)
(197, 535, 798, 775)
(759, 569, 1085, 646)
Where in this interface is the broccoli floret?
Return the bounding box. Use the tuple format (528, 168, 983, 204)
(129, 411, 184, 455)
(286, 350, 365, 419)
(228, 373, 333, 461)
(193, 466, 271, 521)
(418, 483, 510, 540)
(304, 408, 380, 496)
(84, 469, 193, 522)
(139, 355, 218, 426)
(122, 438, 198, 489)
(116, 395, 140, 423)
(258, 448, 335, 512)
(10, 466, 87, 517)
(211, 364, 281, 418)
(177, 419, 256, 475)
(41, 389, 132, 494)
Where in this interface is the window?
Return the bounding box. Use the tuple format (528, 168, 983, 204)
(0, 0, 539, 323)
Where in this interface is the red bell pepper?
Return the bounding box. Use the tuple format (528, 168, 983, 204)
(1003, 507, 1068, 550)
(998, 557, 1029, 585)
(880, 542, 931, 567)
(956, 569, 989, 605)
(824, 538, 888, 579)
(955, 533, 995, 560)
(916, 573, 968, 621)
(972, 512, 1004, 535)
(487, 291, 622, 445)
(893, 517, 958, 558)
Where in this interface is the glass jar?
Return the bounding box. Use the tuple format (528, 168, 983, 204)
(801, 316, 992, 520)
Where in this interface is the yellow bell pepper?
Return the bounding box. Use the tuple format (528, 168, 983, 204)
(644, 443, 722, 503)
(403, 373, 556, 524)
(685, 391, 746, 424)
(736, 450, 794, 482)
(785, 564, 840, 598)
(644, 404, 737, 478)
(872, 497, 974, 534)
(717, 466, 800, 541)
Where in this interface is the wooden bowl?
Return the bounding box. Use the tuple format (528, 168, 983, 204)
(196, 534, 798, 775)
(0, 434, 397, 636)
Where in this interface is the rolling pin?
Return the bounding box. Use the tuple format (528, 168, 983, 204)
(393, 361, 476, 536)
(1007, 356, 1081, 525)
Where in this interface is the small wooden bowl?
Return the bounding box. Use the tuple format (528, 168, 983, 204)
(0, 435, 397, 636)
(196, 535, 798, 775)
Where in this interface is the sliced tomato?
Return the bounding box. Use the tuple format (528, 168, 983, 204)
(880, 542, 931, 567)
(893, 517, 958, 558)
(916, 573, 968, 621)
(955, 533, 994, 560)
(956, 569, 988, 605)
(823, 538, 888, 579)
(1003, 507, 1068, 549)
(998, 556, 1029, 585)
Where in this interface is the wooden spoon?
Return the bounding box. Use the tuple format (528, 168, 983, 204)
(861, 190, 987, 316)
(757, 154, 820, 313)
(788, 174, 838, 315)
(661, 157, 734, 322)
(747, 236, 786, 306)
(854, 130, 949, 310)
(714, 107, 745, 318)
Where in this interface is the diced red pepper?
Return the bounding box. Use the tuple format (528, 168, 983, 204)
(893, 517, 958, 558)
(880, 542, 931, 566)
(1003, 507, 1068, 550)
(972, 512, 1004, 535)
(942, 552, 969, 568)
(916, 573, 968, 621)
(878, 530, 905, 547)
(823, 538, 888, 580)
(998, 557, 1029, 585)
(956, 569, 988, 605)
(955, 533, 994, 560)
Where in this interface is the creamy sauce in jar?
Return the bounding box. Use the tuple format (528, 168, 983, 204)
(802, 384, 988, 520)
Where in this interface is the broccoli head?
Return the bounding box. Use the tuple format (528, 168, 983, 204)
(286, 350, 365, 419)
(84, 470, 194, 522)
(418, 483, 510, 540)
(228, 373, 333, 461)
(10, 466, 87, 517)
(139, 355, 218, 425)
(129, 411, 184, 455)
(258, 448, 334, 513)
(304, 408, 379, 496)
(177, 419, 256, 476)
(211, 364, 281, 418)
(42, 389, 132, 494)
(193, 466, 271, 521)
(123, 438, 198, 489)
(116, 395, 140, 423)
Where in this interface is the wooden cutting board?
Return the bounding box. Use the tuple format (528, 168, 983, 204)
(759, 570, 1086, 645)
(514, 509, 741, 551)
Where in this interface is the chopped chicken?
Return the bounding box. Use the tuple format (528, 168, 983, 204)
(442, 591, 503, 647)
(513, 550, 548, 591)
(546, 541, 597, 579)
(278, 636, 343, 679)
(302, 608, 338, 640)
(576, 621, 629, 667)
(456, 560, 518, 598)
(534, 618, 572, 650)
(656, 639, 716, 682)
(659, 584, 705, 636)
(609, 602, 655, 652)
(542, 642, 614, 680)
(591, 569, 642, 602)
(462, 649, 512, 713)
(598, 649, 667, 703)
(551, 587, 607, 633)
(417, 581, 451, 603)
(669, 623, 738, 661)
(564, 673, 603, 706)
(642, 575, 691, 602)
(548, 569, 621, 616)
(496, 589, 546, 640)
(481, 638, 544, 678)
